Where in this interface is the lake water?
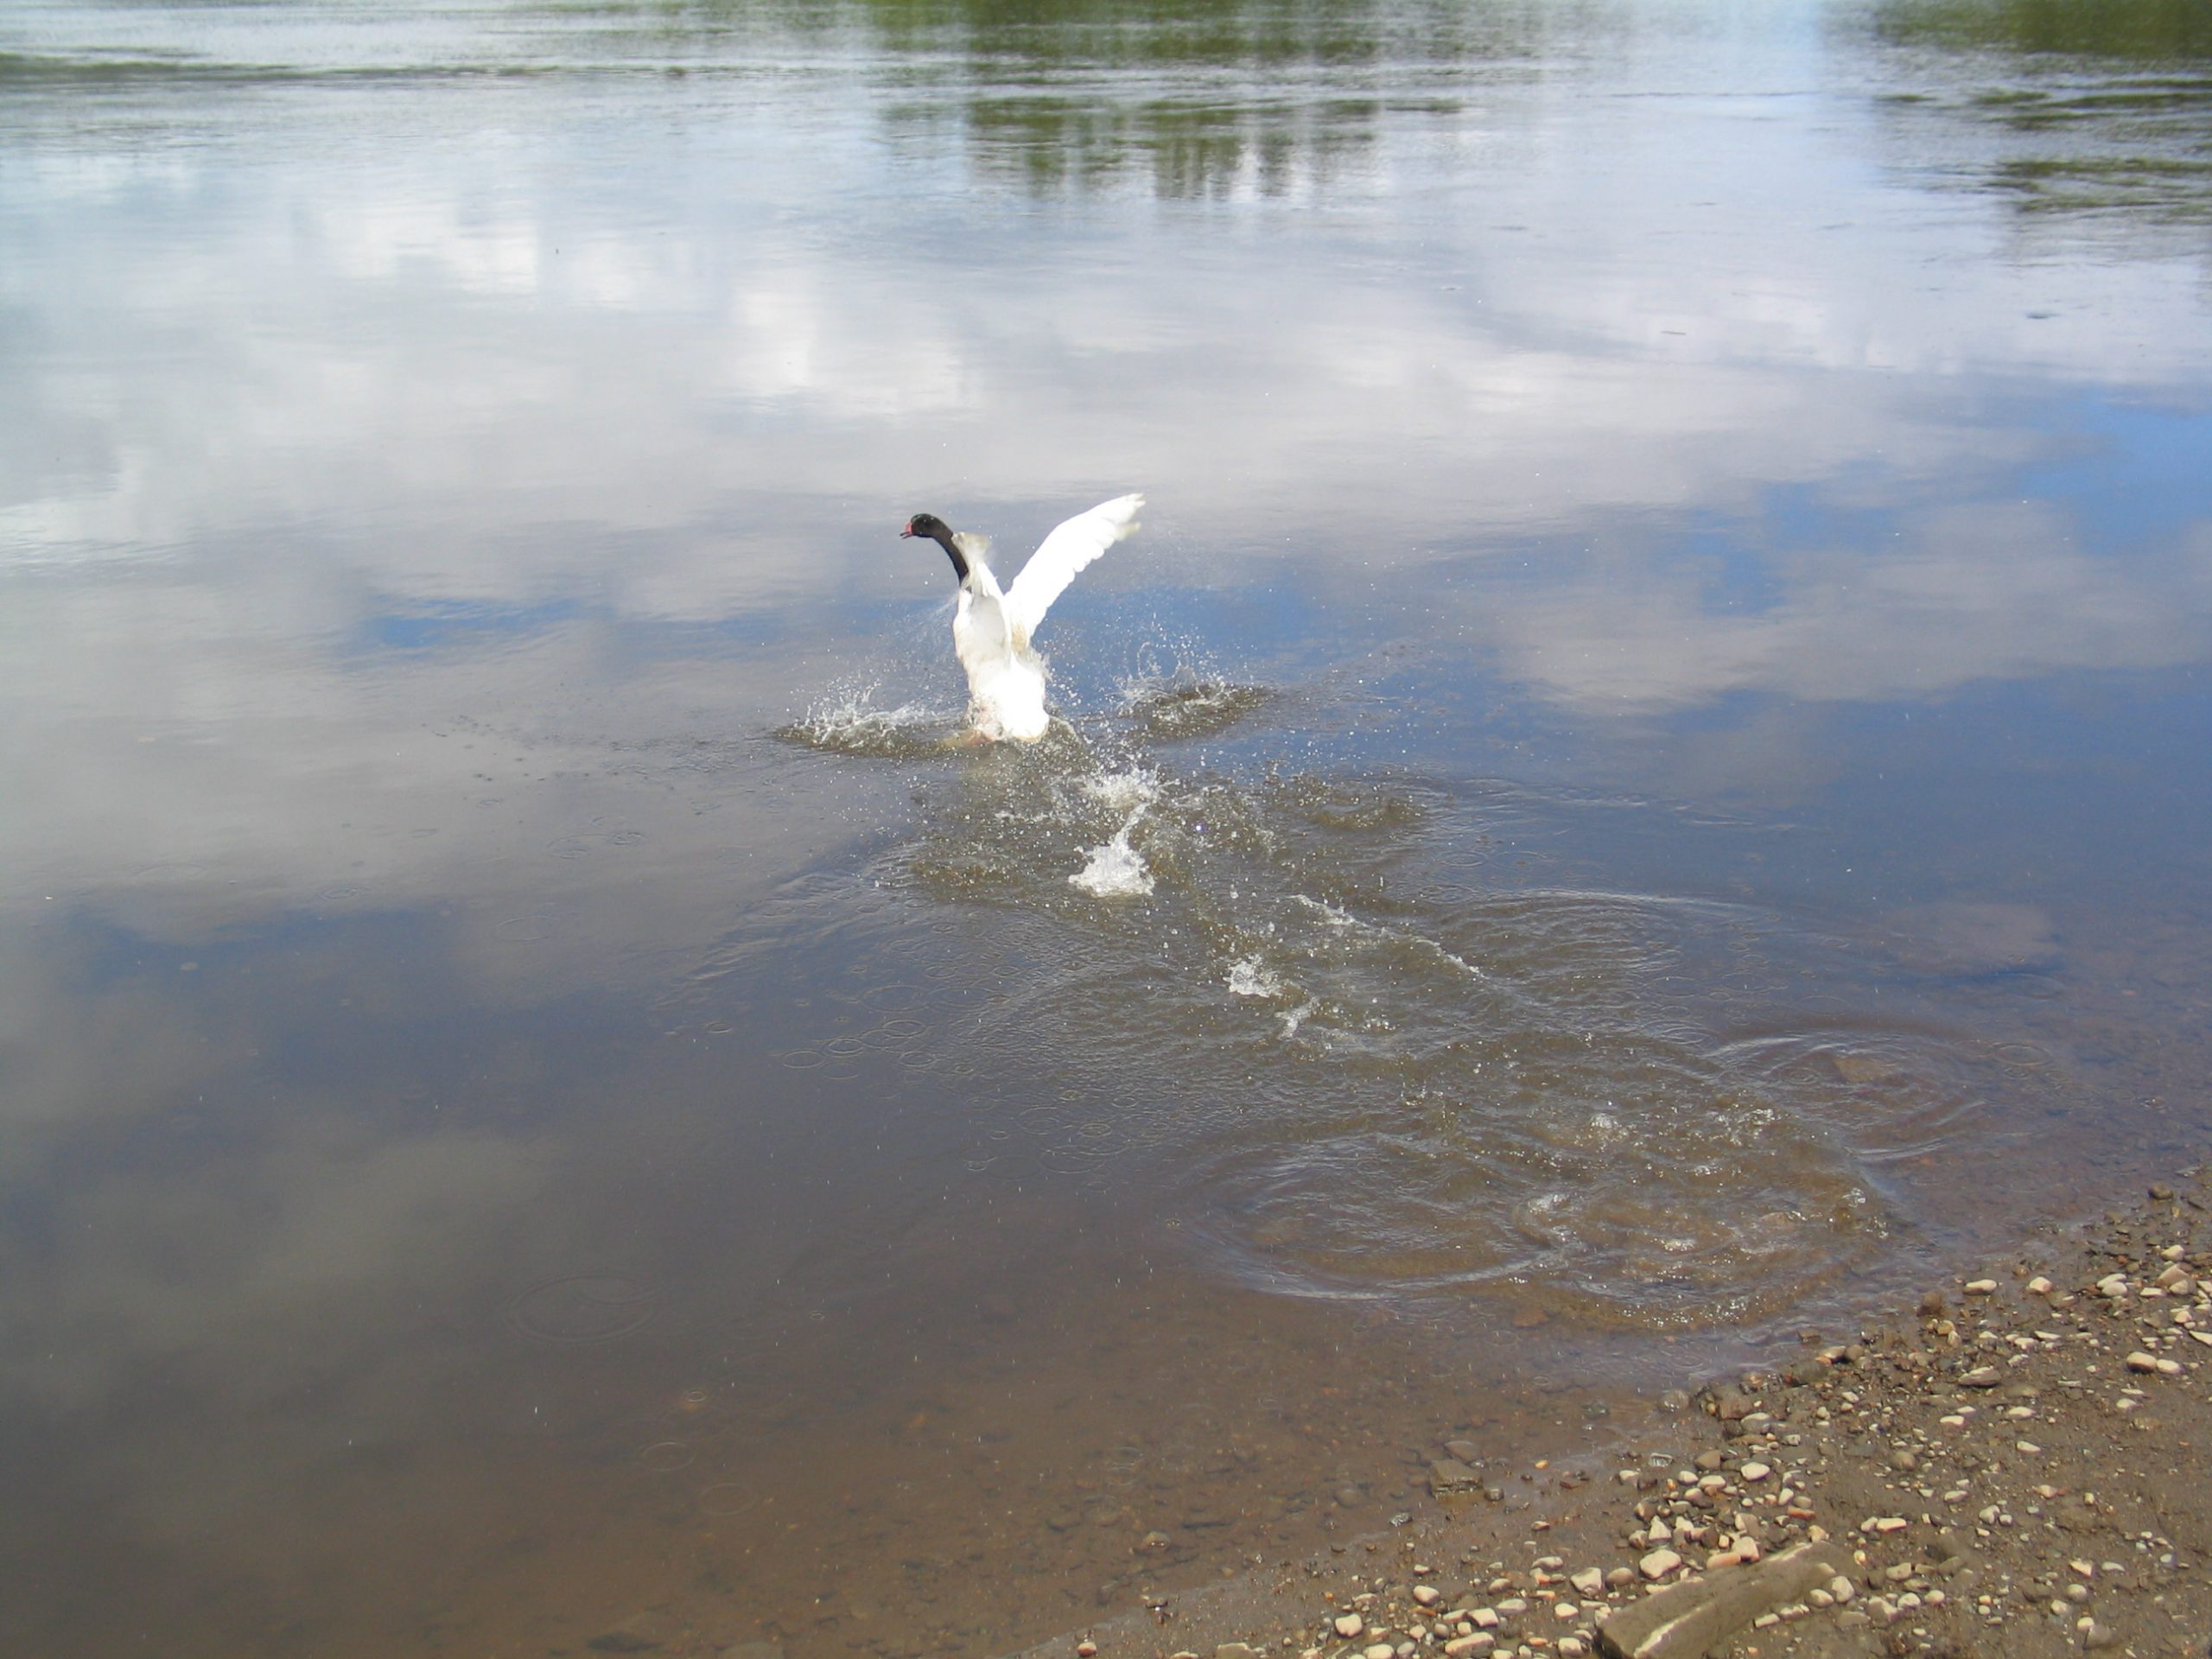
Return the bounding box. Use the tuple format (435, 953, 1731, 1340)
(4, 1, 2212, 1654)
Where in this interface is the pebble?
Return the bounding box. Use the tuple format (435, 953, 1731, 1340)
(1637, 1548, 1682, 1580)
(1363, 1643, 1395, 1659)
(1568, 1569, 1605, 1599)
(1442, 1639, 1492, 1658)
(1964, 1279, 1998, 1295)
(1428, 1459, 1482, 1494)
(1335, 1615, 1364, 1638)
(1077, 1644, 1097, 1657)
(2028, 1276, 2055, 1295)
(1738, 1461, 1771, 1481)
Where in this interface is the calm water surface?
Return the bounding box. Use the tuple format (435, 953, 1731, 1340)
(5, 1, 2212, 1654)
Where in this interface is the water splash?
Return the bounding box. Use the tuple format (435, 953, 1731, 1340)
(1071, 823, 1155, 898)
(1225, 955, 1284, 997)
(1126, 679, 1272, 743)
(777, 684, 956, 758)
(1115, 633, 1273, 743)
(1069, 767, 1159, 896)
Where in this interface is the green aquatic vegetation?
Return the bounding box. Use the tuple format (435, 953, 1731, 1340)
(1869, 3, 2212, 242)
(1872, 0, 2212, 62)
(1993, 153, 2212, 220)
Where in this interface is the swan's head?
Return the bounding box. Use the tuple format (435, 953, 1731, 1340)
(899, 512, 968, 581)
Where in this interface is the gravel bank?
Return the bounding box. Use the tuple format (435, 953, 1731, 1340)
(1011, 1169, 2212, 1659)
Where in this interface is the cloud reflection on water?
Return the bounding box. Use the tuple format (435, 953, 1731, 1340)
(5, 79, 2209, 781)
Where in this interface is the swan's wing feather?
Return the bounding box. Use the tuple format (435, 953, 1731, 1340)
(952, 531, 992, 568)
(1004, 493, 1142, 646)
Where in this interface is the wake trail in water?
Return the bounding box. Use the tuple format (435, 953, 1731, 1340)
(764, 666, 2077, 1336)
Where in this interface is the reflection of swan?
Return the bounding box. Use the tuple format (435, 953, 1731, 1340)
(900, 494, 1143, 741)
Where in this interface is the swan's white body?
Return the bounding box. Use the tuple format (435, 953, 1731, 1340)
(938, 493, 1143, 742)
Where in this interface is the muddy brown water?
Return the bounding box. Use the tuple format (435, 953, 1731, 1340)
(3, 1, 2212, 1655)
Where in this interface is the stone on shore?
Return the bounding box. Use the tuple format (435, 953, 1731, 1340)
(1429, 1459, 1482, 1496)
(1595, 1541, 1854, 1659)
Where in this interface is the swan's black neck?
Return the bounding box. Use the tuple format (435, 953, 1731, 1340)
(929, 528, 969, 582)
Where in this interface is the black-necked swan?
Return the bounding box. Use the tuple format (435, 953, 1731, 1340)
(899, 493, 1143, 742)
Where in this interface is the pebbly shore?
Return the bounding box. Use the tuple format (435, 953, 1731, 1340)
(1011, 1166, 2212, 1659)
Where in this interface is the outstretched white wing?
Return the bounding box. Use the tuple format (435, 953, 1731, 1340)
(1003, 493, 1143, 649)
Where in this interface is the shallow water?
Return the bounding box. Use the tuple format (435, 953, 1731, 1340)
(5, 0, 2212, 1654)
